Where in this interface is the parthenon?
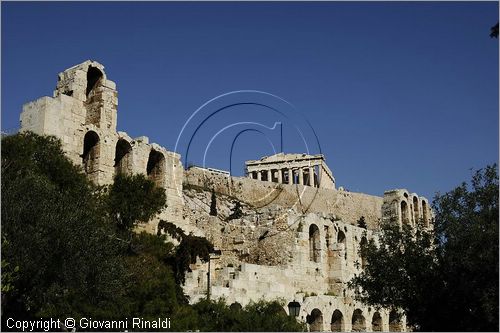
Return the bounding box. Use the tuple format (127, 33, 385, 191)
(245, 153, 335, 189)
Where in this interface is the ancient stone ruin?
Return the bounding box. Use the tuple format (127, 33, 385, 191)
(19, 61, 434, 332)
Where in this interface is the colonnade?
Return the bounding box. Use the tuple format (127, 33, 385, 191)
(248, 164, 321, 187)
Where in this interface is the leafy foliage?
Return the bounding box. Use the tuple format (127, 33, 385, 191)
(178, 299, 306, 332)
(491, 22, 499, 38)
(210, 189, 218, 216)
(432, 164, 498, 331)
(1, 132, 127, 321)
(357, 216, 367, 229)
(157, 219, 185, 241)
(349, 165, 499, 331)
(158, 221, 214, 284)
(228, 201, 243, 220)
(107, 173, 166, 231)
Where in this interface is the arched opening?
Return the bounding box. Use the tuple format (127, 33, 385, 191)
(422, 200, 428, 227)
(330, 309, 344, 331)
(81, 131, 100, 177)
(86, 66, 103, 97)
(146, 149, 165, 187)
(389, 310, 402, 332)
(307, 308, 323, 332)
(372, 312, 382, 332)
(337, 230, 346, 245)
(351, 309, 366, 332)
(114, 139, 132, 176)
(309, 224, 320, 262)
(401, 201, 409, 225)
(229, 302, 242, 311)
(360, 237, 368, 269)
(85, 66, 104, 126)
(413, 196, 419, 224)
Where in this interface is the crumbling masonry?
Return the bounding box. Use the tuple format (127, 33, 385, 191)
(19, 61, 434, 332)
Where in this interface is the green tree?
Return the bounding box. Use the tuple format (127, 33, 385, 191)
(491, 22, 499, 38)
(228, 201, 243, 220)
(1, 132, 127, 323)
(210, 189, 218, 216)
(357, 216, 367, 229)
(183, 299, 306, 331)
(121, 232, 188, 325)
(349, 165, 499, 331)
(432, 164, 498, 331)
(107, 173, 166, 232)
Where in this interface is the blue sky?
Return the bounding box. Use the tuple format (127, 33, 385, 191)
(2, 2, 498, 200)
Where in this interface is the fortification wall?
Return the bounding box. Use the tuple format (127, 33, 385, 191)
(184, 167, 384, 230)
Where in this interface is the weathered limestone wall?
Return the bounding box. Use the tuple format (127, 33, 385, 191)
(19, 60, 185, 227)
(382, 189, 432, 229)
(184, 167, 383, 230)
(181, 185, 405, 331)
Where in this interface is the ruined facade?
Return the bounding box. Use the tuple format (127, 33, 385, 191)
(19, 61, 434, 332)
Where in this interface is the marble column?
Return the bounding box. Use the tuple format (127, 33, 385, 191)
(266, 169, 271, 182)
(287, 168, 292, 184)
(317, 164, 323, 187)
(309, 166, 314, 186)
(257, 170, 261, 180)
(298, 168, 304, 185)
(277, 169, 282, 183)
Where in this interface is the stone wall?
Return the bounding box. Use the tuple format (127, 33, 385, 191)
(18, 60, 431, 332)
(180, 183, 409, 331)
(19, 61, 185, 227)
(184, 166, 384, 230)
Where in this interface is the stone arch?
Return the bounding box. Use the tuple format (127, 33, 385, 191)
(82, 131, 100, 178)
(337, 230, 346, 245)
(360, 236, 368, 269)
(307, 308, 323, 332)
(371, 311, 382, 332)
(309, 224, 321, 262)
(114, 139, 132, 176)
(147, 149, 166, 187)
(86, 66, 103, 98)
(230, 302, 242, 311)
(400, 200, 409, 225)
(330, 309, 344, 332)
(413, 196, 419, 224)
(84, 66, 105, 126)
(389, 310, 402, 332)
(351, 309, 366, 332)
(337, 230, 347, 261)
(422, 200, 428, 227)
